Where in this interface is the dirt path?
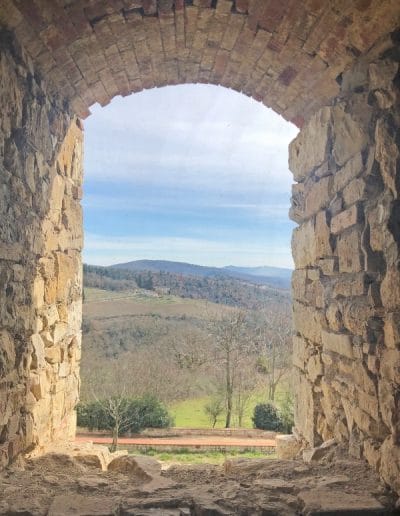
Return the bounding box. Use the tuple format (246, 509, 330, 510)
(76, 434, 276, 448)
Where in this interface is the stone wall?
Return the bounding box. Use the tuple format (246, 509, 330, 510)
(290, 32, 400, 494)
(0, 30, 83, 466)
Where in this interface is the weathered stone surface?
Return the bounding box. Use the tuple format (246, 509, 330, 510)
(331, 204, 359, 235)
(48, 495, 116, 516)
(298, 487, 385, 515)
(303, 439, 337, 463)
(276, 435, 302, 460)
(321, 330, 353, 359)
(332, 105, 368, 167)
(337, 228, 363, 273)
(292, 219, 316, 268)
(108, 455, 161, 481)
(289, 108, 331, 182)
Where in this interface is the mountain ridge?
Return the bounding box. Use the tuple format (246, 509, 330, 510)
(110, 259, 292, 289)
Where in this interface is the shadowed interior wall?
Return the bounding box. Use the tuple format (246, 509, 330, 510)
(0, 32, 82, 465)
(0, 0, 399, 498)
(290, 34, 400, 493)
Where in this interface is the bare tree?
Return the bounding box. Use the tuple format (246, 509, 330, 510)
(209, 309, 254, 428)
(254, 304, 292, 401)
(234, 359, 257, 427)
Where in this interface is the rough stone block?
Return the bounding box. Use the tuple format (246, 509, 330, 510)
(381, 266, 400, 310)
(315, 210, 332, 258)
(384, 312, 400, 348)
(292, 335, 309, 371)
(292, 219, 316, 268)
(293, 368, 317, 446)
(333, 152, 363, 193)
(289, 107, 331, 182)
(276, 435, 301, 459)
(337, 228, 363, 273)
(331, 204, 359, 235)
(293, 301, 324, 344)
(304, 175, 333, 219)
(298, 487, 385, 514)
(321, 330, 353, 359)
(332, 104, 368, 167)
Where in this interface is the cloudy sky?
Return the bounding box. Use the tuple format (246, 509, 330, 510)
(83, 84, 298, 268)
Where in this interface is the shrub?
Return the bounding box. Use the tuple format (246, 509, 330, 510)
(76, 395, 173, 434)
(279, 392, 294, 433)
(128, 396, 174, 433)
(252, 402, 283, 431)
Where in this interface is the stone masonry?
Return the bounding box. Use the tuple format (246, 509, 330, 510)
(0, 0, 399, 500)
(0, 1, 399, 124)
(0, 32, 83, 467)
(290, 32, 400, 494)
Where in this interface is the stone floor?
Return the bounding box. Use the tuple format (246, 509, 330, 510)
(0, 443, 399, 515)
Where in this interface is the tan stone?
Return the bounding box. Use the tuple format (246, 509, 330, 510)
(381, 266, 400, 310)
(333, 153, 363, 193)
(289, 107, 331, 182)
(293, 368, 317, 446)
(292, 219, 316, 268)
(343, 178, 367, 207)
(31, 334, 46, 370)
(307, 354, 324, 382)
(292, 335, 309, 371)
(321, 330, 353, 359)
(276, 435, 301, 459)
(315, 210, 332, 258)
(293, 301, 324, 344)
(304, 176, 332, 219)
(337, 228, 363, 273)
(380, 348, 400, 384)
(375, 118, 399, 197)
(32, 275, 45, 309)
(384, 312, 400, 348)
(332, 105, 368, 167)
(363, 439, 381, 470)
(318, 257, 338, 276)
(380, 438, 400, 494)
(326, 302, 343, 332)
(298, 487, 385, 514)
(48, 174, 65, 221)
(331, 205, 359, 235)
(45, 345, 61, 365)
(332, 273, 366, 297)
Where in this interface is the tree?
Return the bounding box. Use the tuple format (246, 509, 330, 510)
(77, 395, 172, 452)
(233, 359, 257, 427)
(208, 309, 254, 428)
(254, 304, 292, 401)
(204, 396, 225, 428)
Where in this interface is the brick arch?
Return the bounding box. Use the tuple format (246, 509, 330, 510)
(0, 0, 398, 125)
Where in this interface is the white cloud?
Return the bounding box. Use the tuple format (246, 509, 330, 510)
(84, 84, 298, 194)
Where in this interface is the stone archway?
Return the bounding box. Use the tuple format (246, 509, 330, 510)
(0, 0, 399, 496)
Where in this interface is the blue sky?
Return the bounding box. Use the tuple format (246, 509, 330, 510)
(83, 84, 298, 268)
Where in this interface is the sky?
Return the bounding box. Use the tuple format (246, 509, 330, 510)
(83, 84, 298, 269)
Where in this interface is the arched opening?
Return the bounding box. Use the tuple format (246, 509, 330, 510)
(79, 84, 297, 447)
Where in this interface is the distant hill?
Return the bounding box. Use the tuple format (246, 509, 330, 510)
(83, 262, 291, 311)
(111, 259, 292, 289)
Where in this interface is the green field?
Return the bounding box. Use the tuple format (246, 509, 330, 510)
(170, 389, 290, 429)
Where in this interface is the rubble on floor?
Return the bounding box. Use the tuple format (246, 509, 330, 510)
(0, 443, 398, 515)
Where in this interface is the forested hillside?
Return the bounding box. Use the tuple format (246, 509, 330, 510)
(81, 263, 293, 428)
(83, 263, 290, 311)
